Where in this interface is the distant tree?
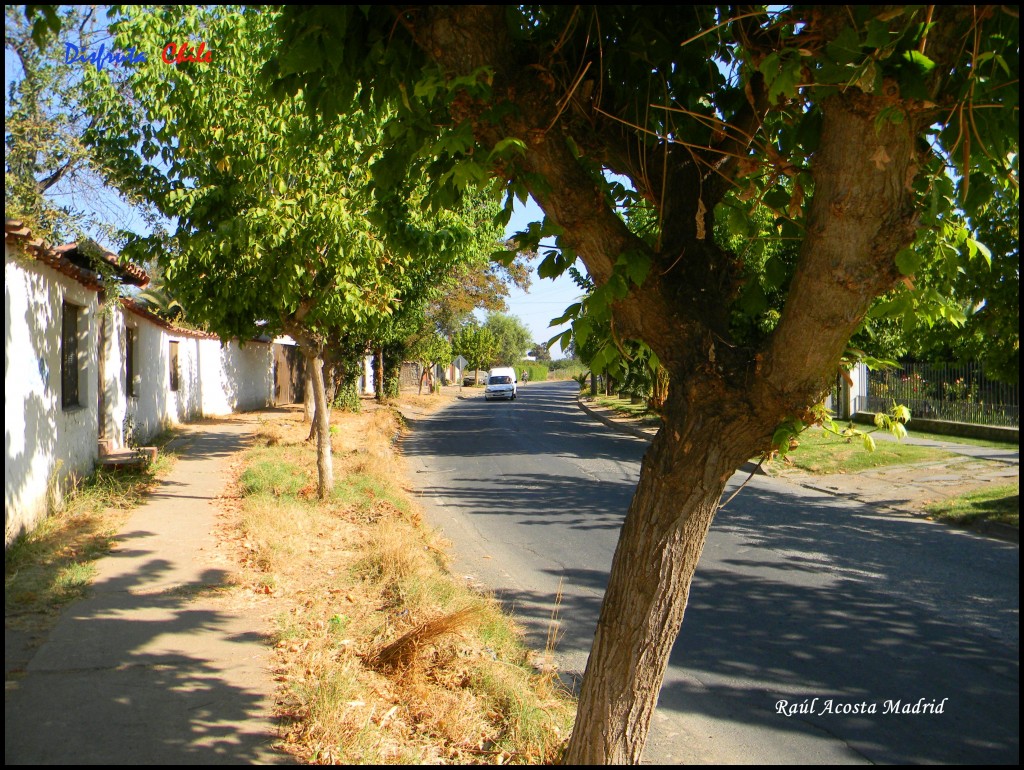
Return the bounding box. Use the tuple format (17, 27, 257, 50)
(427, 235, 533, 337)
(484, 312, 532, 367)
(407, 331, 452, 394)
(452, 324, 497, 384)
(528, 342, 552, 363)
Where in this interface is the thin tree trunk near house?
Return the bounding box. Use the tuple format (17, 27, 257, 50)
(303, 367, 314, 423)
(375, 347, 385, 402)
(306, 359, 318, 443)
(306, 351, 333, 498)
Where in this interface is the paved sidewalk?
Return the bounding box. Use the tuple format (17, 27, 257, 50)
(5, 416, 288, 764)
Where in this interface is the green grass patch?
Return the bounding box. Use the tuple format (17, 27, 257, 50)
(780, 427, 957, 474)
(900, 429, 1018, 451)
(925, 484, 1019, 528)
(592, 395, 663, 425)
(238, 460, 306, 497)
(333, 471, 411, 516)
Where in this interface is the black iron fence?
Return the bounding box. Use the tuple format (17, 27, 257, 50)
(855, 362, 1018, 428)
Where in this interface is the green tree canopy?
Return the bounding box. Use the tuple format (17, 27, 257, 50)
(452, 323, 497, 378)
(81, 5, 503, 496)
(483, 312, 532, 367)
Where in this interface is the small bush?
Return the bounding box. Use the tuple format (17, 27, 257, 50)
(333, 381, 362, 413)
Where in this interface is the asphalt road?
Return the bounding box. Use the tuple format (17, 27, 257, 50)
(401, 380, 1019, 765)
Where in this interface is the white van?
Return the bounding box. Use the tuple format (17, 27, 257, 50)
(484, 367, 517, 400)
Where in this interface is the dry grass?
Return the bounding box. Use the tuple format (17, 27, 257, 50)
(226, 403, 574, 764)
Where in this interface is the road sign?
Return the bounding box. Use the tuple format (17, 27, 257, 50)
(453, 355, 468, 370)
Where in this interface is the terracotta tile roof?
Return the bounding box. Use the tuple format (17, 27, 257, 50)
(121, 298, 220, 339)
(5, 219, 150, 290)
(54, 242, 150, 287)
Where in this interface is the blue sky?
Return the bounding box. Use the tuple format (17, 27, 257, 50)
(500, 196, 584, 358)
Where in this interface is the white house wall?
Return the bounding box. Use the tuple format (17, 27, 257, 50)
(7, 246, 287, 545)
(124, 314, 173, 441)
(5, 248, 101, 542)
(122, 323, 277, 438)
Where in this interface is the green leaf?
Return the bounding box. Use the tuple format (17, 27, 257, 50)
(490, 137, 527, 157)
(279, 44, 324, 77)
(825, 26, 862, 66)
(862, 433, 877, 452)
(901, 50, 936, 73)
(965, 238, 992, 266)
(617, 252, 652, 287)
(550, 303, 582, 325)
(763, 256, 788, 290)
(895, 247, 923, 276)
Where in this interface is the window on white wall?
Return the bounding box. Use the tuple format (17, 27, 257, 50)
(169, 340, 179, 391)
(61, 302, 81, 409)
(125, 328, 137, 397)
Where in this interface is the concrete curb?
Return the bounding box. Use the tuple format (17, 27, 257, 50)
(577, 394, 659, 441)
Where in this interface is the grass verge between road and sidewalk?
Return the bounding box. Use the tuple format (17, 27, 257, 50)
(5, 430, 180, 632)
(589, 394, 663, 427)
(894, 429, 1018, 451)
(228, 403, 574, 764)
(774, 427, 958, 474)
(925, 484, 1019, 528)
(587, 396, 969, 473)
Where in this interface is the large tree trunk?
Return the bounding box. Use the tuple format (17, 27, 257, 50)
(564, 90, 920, 764)
(564, 389, 761, 763)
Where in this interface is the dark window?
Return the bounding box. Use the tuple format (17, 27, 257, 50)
(61, 302, 80, 409)
(125, 328, 136, 397)
(169, 341, 179, 391)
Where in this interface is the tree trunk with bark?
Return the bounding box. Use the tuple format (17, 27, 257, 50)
(287, 320, 334, 499)
(307, 350, 333, 499)
(375, 346, 385, 402)
(303, 367, 314, 423)
(563, 88, 920, 765)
